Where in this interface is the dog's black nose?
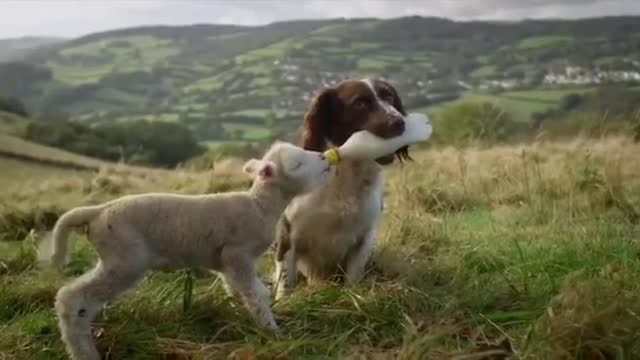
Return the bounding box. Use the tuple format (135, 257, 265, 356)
(390, 117, 405, 134)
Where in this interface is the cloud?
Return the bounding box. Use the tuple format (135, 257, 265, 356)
(2, 0, 639, 38)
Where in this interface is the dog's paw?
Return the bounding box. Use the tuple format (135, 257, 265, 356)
(270, 325, 283, 338)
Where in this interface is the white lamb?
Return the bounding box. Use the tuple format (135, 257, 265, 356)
(40, 141, 331, 360)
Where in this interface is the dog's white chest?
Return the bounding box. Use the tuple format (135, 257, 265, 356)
(359, 172, 384, 230)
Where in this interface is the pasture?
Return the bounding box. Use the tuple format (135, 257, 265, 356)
(516, 35, 575, 50)
(0, 134, 110, 170)
(1, 136, 639, 359)
(50, 35, 179, 85)
(419, 86, 597, 122)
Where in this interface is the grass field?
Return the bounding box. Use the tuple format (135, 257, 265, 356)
(116, 113, 180, 123)
(464, 93, 550, 121)
(48, 63, 113, 85)
(222, 122, 271, 141)
(501, 87, 597, 102)
(517, 35, 574, 50)
(0, 134, 169, 186)
(470, 65, 497, 78)
(0, 135, 110, 170)
(0, 112, 29, 136)
(200, 140, 248, 149)
(49, 35, 179, 85)
(357, 58, 391, 70)
(223, 109, 286, 118)
(1, 136, 640, 359)
(0, 157, 89, 190)
(416, 92, 549, 122)
(420, 86, 598, 122)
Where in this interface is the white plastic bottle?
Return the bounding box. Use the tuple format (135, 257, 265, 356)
(324, 113, 433, 165)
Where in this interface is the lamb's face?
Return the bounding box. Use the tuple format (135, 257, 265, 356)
(278, 144, 331, 193)
(243, 142, 331, 195)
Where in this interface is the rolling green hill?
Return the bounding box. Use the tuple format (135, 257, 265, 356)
(416, 86, 600, 121)
(0, 111, 30, 136)
(0, 36, 65, 63)
(1, 16, 640, 145)
(0, 134, 110, 170)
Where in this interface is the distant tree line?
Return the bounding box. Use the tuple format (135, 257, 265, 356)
(532, 85, 640, 138)
(432, 85, 640, 146)
(0, 95, 28, 117)
(432, 101, 528, 146)
(532, 86, 640, 124)
(24, 119, 205, 168)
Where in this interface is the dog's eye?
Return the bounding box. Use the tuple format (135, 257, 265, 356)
(382, 95, 394, 103)
(354, 98, 372, 109)
(378, 91, 394, 103)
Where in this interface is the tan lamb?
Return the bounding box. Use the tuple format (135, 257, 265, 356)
(39, 141, 331, 360)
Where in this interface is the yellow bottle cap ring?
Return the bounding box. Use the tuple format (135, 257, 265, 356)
(324, 148, 340, 165)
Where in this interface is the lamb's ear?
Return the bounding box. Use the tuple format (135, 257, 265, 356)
(243, 159, 276, 181)
(258, 161, 276, 181)
(242, 159, 262, 176)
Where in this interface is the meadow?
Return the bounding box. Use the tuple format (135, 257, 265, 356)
(416, 86, 598, 123)
(1, 135, 639, 359)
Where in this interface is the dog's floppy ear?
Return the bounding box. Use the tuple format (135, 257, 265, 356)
(301, 87, 338, 152)
(378, 79, 412, 162)
(386, 83, 407, 117)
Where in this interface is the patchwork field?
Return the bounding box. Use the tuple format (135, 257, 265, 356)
(3, 17, 640, 149)
(1, 136, 639, 359)
(419, 86, 598, 122)
(517, 35, 574, 50)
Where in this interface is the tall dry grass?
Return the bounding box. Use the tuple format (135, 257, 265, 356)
(386, 135, 640, 220)
(1, 136, 639, 359)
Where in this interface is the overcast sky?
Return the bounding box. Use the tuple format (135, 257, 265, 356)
(2, 0, 639, 39)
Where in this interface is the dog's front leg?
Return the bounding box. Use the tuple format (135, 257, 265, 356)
(275, 249, 298, 301)
(344, 229, 376, 284)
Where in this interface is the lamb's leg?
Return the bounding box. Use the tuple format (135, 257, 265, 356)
(222, 252, 279, 333)
(219, 272, 240, 299)
(55, 260, 146, 360)
(208, 269, 241, 299)
(344, 230, 376, 284)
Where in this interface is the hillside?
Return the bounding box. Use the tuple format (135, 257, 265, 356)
(1, 16, 640, 145)
(0, 112, 179, 174)
(0, 36, 66, 63)
(0, 112, 108, 170)
(0, 134, 112, 170)
(0, 111, 30, 136)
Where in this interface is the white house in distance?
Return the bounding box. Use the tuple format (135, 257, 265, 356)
(543, 63, 640, 86)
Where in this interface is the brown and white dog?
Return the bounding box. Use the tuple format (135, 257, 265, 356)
(272, 78, 411, 299)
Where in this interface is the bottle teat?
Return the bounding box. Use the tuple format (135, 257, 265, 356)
(324, 148, 341, 166)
